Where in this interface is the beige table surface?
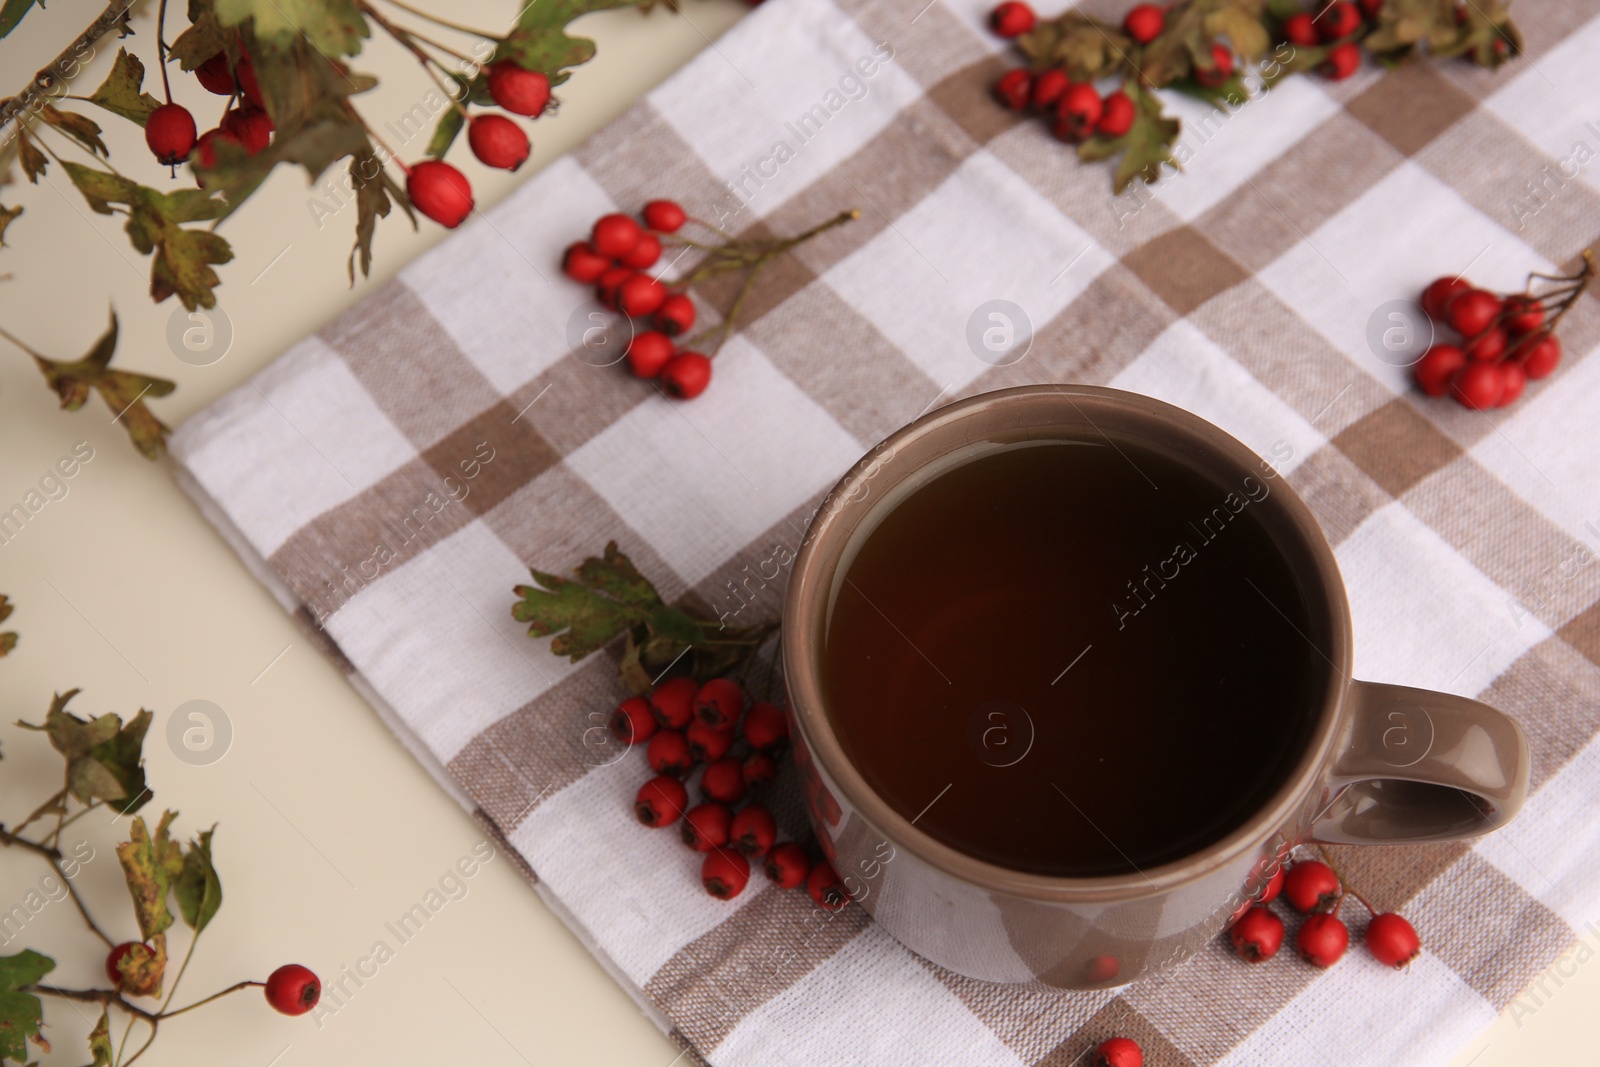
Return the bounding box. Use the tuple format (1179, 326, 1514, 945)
(0, 3, 1593, 1064)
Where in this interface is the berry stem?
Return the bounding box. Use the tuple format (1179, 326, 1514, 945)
(1313, 844, 1374, 916)
(155, 0, 173, 102)
(7, 787, 68, 836)
(0, 818, 117, 947)
(23, 985, 158, 1023)
(357, 0, 475, 114)
(157, 979, 266, 1020)
(376, 0, 499, 40)
(682, 257, 769, 358)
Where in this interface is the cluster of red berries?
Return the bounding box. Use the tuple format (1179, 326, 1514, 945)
(619, 677, 846, 908)
(106, 942, 320, 1016)
(1412, 274, 1565, 410)
(1226, 856, 1421, 971)
(562, 200, 715, 399)
(143, 50, 274, 172)
(1278, 1, 1387, 81)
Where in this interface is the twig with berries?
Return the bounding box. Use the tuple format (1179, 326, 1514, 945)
(561, 202, 860, 399)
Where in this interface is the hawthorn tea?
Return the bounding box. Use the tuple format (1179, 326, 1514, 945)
(819, 437, 1326, 877)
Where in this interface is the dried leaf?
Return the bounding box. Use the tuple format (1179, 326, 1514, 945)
(40, 106, 107, 157)
(87, 1009, 113, 1067)
(0, 202, 21, 245)
(113, 934, 167, 998)
(116, 811, 185, 942)
(28, 308, 177, 459)
(0, 594, 13, 658)
(347, 148, 397, 282)
(16, 689, 153, 811)
(16, 130, 45, 184)
(87, 48, 163, 126)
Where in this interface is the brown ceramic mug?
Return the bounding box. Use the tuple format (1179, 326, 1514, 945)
(781, 384, 1530, 989)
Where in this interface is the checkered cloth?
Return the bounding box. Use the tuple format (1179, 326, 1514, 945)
(169, 0, 1600, 1061)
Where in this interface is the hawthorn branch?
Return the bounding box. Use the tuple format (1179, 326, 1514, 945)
(24, 985, 158, 1023)
(0, 0, 138, 134)
(0, 820, 118, 947)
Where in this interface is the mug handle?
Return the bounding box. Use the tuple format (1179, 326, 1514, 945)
(1311, 680, 1531, 845)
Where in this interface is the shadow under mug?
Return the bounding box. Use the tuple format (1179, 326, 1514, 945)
(780, 384, 1531, 990)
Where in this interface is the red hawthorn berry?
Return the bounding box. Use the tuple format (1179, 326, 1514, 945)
(649, 677, 698, 730)
(1522, 334, 1562, 379)
(1365, 912, 1422, 968)
(1092, 1037, 1143, 1067)
(646, 729, 694, 778)
(1421, 275, 1471, 319)
(742, 701, 789, 752)
(236, 53, 264, 108)
(618, 274, 667, 317)
(988, 1, 1035, 39)
(626, 331, 676, 379)
(562, 241, 610, 283)
(742, 750, 779, 787)
(701, 756, 748, 805)
(635, 775, 689, 827)
(192, 128, 243, 175)
(1256, 864, 1285, 905)
(106, 942, 145, 989)
(1445, 288, 1502, 337)
(1053, 83, 1103, 143)
(730, 804, 778, 856)
(642, 199, 687, 233)
(620, 231, 662, 270)
(145, 103, 198, 165)
(1414, 344, 1467, 397)
(702, 847, 751, 899)
(1358, 0, 1383, 17)
(655, 293, 696, 336)
(1502, 294, 1543, 334)
(487, 61, 551, 117)
(609, 696, 657, 745)
(764, 841, 811, 888)
(1318, 41, 1362, 80)
(1031, 68, 1070, 110)
(1283, 12, 1319, 46)
(1316, 1, 1362, 40)
(806, 859, 849, 910)
(1296, 912, 1350, 968)
(1465, 325, 1508, 363)
(407, 160, 474, 228)
(468, 114, 531, 170)
(220, 105, 272, 155)
(686, 719, 736, 763)
(1229, 906, 1285, 962)
(1196, 43, 1234, 87)
(661, 352, 712, 399)
(993, 69, 1033, 111)
(264, 964, 321, 1016)
(1283, 860, 1342, 913)
(596, 265, 633, 310)
(195, 52, 236, 96)
(592, 212, 643, 258)
(1123, 3, 1165, 44)
(1497, 362, 1527, 407)
(1451, 361, 1505, 410)
(681, 802, 733, 851)
(1096, 90, 1135, 138)
(694, 678, 745, 729)
(1084, 955, 1121, 984)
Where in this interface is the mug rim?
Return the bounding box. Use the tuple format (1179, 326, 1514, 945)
(781, 384, 1354, 903)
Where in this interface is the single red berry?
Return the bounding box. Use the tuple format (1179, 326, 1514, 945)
(694, 678, 745, 729)
(236, 53, 264, 108)
(106, 942, 142, 988)
(1465, 325, 1507, 363)
(1414, 344, 1467, 396)
(195, 52, 236, 95)
(993, 69, 1033, 111)
(1053, 82, 1103, 143)
(1123, 3, 1165, 43)
(220, 105, 272, 155)
(661, 352, 712, 399)
(646, 729, 694, 778)
(702, 847, 751, 899)
(1451, 362, 1505, 410)
(806, 859, 849, 909)
(1316, 1, 1362, 40)
(592, 212, 643, 259)
(742, 701, 789, 752)
(642, 199, 686, 233)
(264, 964, 321, 1016)
(1283, 860, 1342, 913)
(1092, 1037, 1144, 1067)
(742, 750, 779, 787)
(1229, 906, 1285, 962)
(730, 804, 777, 856)
(487, 61, 551, 117)
(686, 719, 736, 762)
(649, 676, 698, 729)
(609, 696, 657, 745)
(626, 331, 676, 379)
(618, 274, 667, 318)
(701, 756, 747, 804)
(634, 775, 689, 827)
(192, 128, 243, 175)
(681, 802, 733, 851)
(1502, 294, 1543, 334)
(1365, 912, 1422, 968)
(655, 293, 696, 336)
(1421, 275, 1471, 319)
(620, 231, 661, 270)
(468, 114, 531, 170)
(1031, 68, 1070, 110)
(1196, 43, 1235, 87)
(764, 841, 811, 888)
(988, 1, 1036, 38)
(1496, 361, 1527, 407)
(1283, 12, 1320, 46)
(596, 265, 633, 310)
(1084, 955, 1121, 984)
(1522, 334, 1562, 379)
(1296, 912, 1350, 968)
(1255, 864, 1285, 905)
(1446, 288, 1502, 337)
(1319, 41, 1362, 80)
(407, 160, 474, 228)
(562, 241, 610, 283)
(145, 103, 198, 165)
(1096, 90, 1136, 137)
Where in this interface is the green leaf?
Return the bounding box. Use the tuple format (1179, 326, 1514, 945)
(495, 0, 649, 78)
(0, 949, 53, 1063)
(87, 48, 164, 126)
(425, 106, 464, 160)
(17, 689, 153, 809)
(0, 0, 36, 40)
(175, 827, 223, 934)
(116, 811, 185, 942)
(1091, 81, 1180, 194)
(214, 0, 369, 58)
(513, 542, 674, 660)
(26, 307, 177, 460)
(1204, 6, 1270, 61)
(88, 1009, 113, 1067)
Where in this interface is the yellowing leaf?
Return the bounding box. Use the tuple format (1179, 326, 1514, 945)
(26, 309, 177, 459)
(114, 934, 167, 998)
(87, 48, 163, 126)
(214, 0, 369, 58)
(116, 811, 184, 942)
(16, 689, 153, 810)
(87, 1009, 113, 1067)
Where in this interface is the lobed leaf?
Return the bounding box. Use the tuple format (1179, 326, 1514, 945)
(87, 48, 163, 126)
